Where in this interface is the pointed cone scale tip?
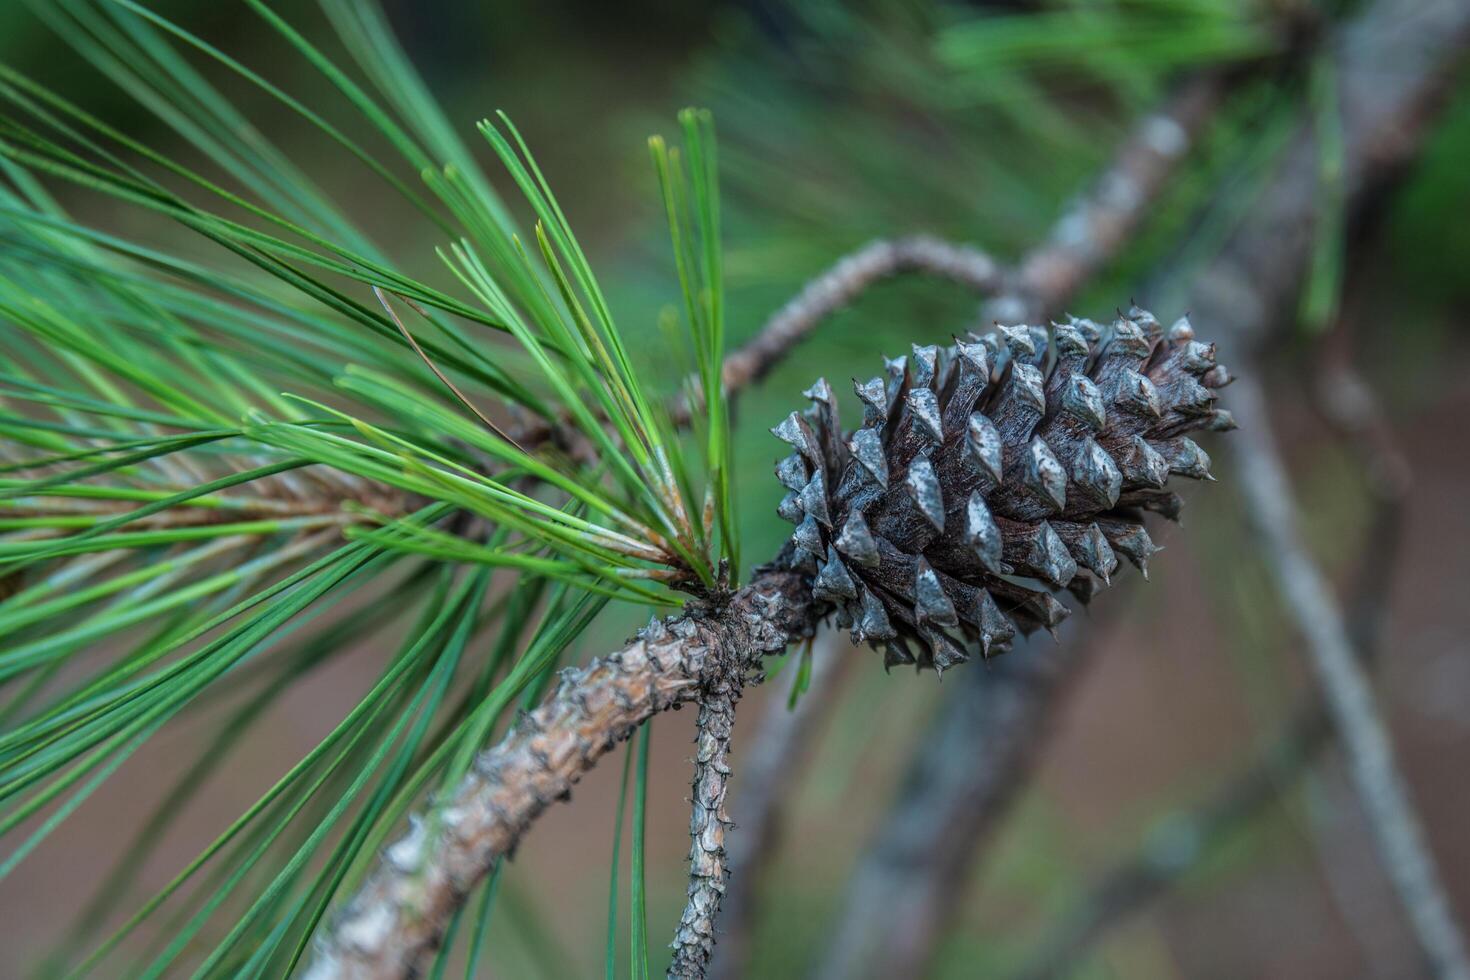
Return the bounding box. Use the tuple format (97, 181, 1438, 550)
(1035, 521, 1078, 587)
(776, 452, 809, 492)
(834, 511, 881, 568)
(771, 411, 821, 462)
(1181, 341, 1216, 374)
(1171, 438, 1213, 480)
(1034, 592, 1069, 628)
(1207, 409, 1238, 431)
(1110, 317, 1149, 354)
(1012, 363, 1046, 413)
(1121, 371, 1163, 418)
(1168, 315, 1195, 342)
(1063, 375, 1107, 430)
(798, 467, 832, 526)
(1053, 322, 1089, 359)
(854, 376, 888, 421)
(1130, 435, 1170, 488)
(906, 456, 946, 532)
(859, 585, 897, 641)
(813, 546, 858, 602)
(997, 323, 1036, 360)
(882, 639, 914, 670)
(910, 344, 939, 389)
(792, 513, 823, 555)
(776, 490, 802, 524)
(803, 377, 835, 407)
(1177, 378, 1216, 415)
(914, 559, 959, 627)
(1077, 523, 1118, 583)
(1027, 438, 1067, 512)
(848, 427, 888, 489)
(1075, 439, 1122, 507)
(1128, 306, 1162, 339)
(965, 491, 1004, 573)
(907, 388, 945, 442)
(955, 337, 990, 374)
(924, 627, 967, 673)
(973, 590, 1017, 659)
(967, 413, 1004, 483)
(1105, 522, 1158, 570)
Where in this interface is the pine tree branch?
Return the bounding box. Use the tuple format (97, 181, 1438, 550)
(308, 564, 819, 980)
(985, 71, 1233, 325)
(709, 633, 852, 980)
(668, 669, 742, 978)
(1230, 373, 1470, 980)
(816, 1, 1470, 973)
(1012, 356, 1410, 980)
(708, 236, 1002, 406)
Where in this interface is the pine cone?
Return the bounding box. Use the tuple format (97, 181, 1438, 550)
(772, 307, 1235, 672)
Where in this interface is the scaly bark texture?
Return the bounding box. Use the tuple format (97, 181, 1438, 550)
(306, 566, 816, 980)
(710, 635, 852, 980)
(668, 675, 741, 977)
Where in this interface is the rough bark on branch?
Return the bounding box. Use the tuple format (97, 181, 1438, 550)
(308, 566, 818, 980)
(668, 672, 741, 977)
(709, 634, 852, 980)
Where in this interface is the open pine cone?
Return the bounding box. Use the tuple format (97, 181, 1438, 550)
(772, 307, 1235, 672)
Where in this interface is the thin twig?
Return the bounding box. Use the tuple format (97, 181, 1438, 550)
(708, 634, 853, 980)
(308, 565, 819, 980)
(1230, 373, 1470, 980)
(1012, 357, 1411, 980)
(700, 236, 1002, 412)
(518, 234, 999, 447)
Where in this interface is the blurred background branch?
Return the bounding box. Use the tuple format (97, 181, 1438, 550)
(813, 0, 1470, 976)
(1013, 337, 1413, 980)
(1230, 370, 1469, 979)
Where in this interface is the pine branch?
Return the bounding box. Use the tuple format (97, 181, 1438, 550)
(307, 564, 819, 980)
(1012, 354, 1410, 980)
(816, 0, 1470, 973)
(708, 235, 1002, 408)
(1230, 374, 1470, 980)
(709, 633, 852, 980)
(668, 669, 742, 978)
